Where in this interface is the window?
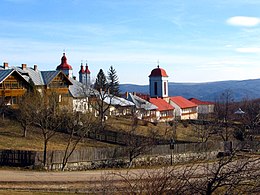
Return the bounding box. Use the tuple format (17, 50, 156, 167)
(154, 82, 158, 95)
(11, 96, 17, 104)
(164, 81, 167, 95)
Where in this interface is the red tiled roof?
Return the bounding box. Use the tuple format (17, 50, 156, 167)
(189, 98, 214, 105)
(149, 66, 168, 77)
(170, 96, 197, 109)
(149, 98, 174, 111)
(85, 65, 90, 74)
(56, 53, 73, 70)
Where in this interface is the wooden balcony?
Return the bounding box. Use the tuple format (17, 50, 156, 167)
(0, 89, 27, 96)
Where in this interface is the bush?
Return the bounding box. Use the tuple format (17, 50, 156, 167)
(233, 128, 245, 141)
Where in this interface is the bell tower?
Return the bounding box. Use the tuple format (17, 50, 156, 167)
(149, 65, 169, 98)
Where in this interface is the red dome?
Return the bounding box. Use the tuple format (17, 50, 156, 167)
(149, 66, 168, 77)
(56, 53, 73, 70)
(85, 65, 90, 74)
(79, 64, 85, 73)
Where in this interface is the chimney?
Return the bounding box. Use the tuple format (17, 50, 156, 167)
(73, 76, 76, 80)
(3, 62, 8, 69)
(22, 64, 27, 70)
(33, 64, 38, 71)
(125, 92, 129, 99)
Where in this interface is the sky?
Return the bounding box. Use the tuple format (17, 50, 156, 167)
(1, 0, 260, 85)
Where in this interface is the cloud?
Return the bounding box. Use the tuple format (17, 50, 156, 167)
(236, 47, 260, 53)
(226, 16, 260, 27)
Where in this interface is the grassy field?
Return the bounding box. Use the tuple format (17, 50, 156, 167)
(0, 116, 220, 151)
(0, 119, 113, 151)
(105, 116, 200, 142)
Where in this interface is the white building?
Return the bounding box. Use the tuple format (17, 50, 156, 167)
(149, 65, 169, 98)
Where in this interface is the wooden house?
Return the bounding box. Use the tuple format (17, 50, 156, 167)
(0, 68, 31, 107)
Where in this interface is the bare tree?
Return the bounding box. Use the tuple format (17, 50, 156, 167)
(60, 111, 100, 171)
(240, 98, 260, 136)
(0, 90, 8, 121)
(30, 92, 63, 166)
(191, 119, 215, 143)
(98, 166, 190, 194)
(124, 115, 158, 167)
(16, 92, 35, 137)
(184, 152, 260, 195)
(214, 90, 235, 141)
(98, 152, 260, 194)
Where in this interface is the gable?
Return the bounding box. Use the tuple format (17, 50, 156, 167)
(41, 71, 72, 87)
(0, 69, 30, 89)
(0, 69, 13, 83)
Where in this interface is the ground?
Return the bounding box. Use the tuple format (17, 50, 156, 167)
(0, 119, 112, 151)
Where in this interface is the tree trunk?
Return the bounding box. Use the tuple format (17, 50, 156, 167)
(43, 139, 48, 166)
(23, 126, 27, 137)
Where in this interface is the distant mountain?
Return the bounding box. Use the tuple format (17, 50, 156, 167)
(120, 79, 260, 101)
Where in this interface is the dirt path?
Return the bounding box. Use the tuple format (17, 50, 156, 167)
(0, 168, 149, 193)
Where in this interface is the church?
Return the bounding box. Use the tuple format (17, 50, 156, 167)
(127, 65, 199, 121)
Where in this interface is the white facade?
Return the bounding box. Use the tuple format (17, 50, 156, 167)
(169, 101, 198, 120)
(149, 77, 168, 98)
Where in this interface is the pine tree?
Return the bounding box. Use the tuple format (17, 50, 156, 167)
(107, 66, 120, 96)
(94, 69, 108, 91)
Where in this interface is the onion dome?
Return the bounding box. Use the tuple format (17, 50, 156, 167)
(56, 53, 73, 70)
(85, 64, 90, 74)
(149, 65, 168, 77)
(79, 63, 85, 73)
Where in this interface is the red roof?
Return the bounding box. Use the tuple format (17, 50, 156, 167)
(79, 64, 85, 73)
(85, 65, 90, 74)
(149, 66, 168, 77)
(170, 96, 197, 109)
(56, 53, 73, 70)
(149, 98, 174, 111)
(189, 98, 214, 105)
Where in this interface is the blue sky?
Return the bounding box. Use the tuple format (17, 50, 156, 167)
(1, 0, 260, 84)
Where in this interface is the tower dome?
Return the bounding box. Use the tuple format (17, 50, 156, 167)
(149, 65, 169, 98)
(149, 65, 168, 77)
(85, 64, 90, 74)
(79, 63, 85, 74)
(56, 53, 73, 70)
(56, 53, 73, 78)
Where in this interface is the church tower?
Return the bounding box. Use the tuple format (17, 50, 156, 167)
(56, 53, 73, 78)
(85, 63, 91, 86)
(149, 65, 169, 98)
(79, 62, 91, 86)
(79, 63, 86, 84)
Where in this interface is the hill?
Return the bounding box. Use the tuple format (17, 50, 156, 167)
(120, 78, 260, 101)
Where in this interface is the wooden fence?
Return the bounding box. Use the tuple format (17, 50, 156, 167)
(0, 150, 36, 166)
(43, 141, 224, 166)
(1, 141, 259, 168)
(87, 129, 171, 145)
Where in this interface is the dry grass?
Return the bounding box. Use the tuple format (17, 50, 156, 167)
(0, 119, 112, 151)
(105, 116, 199, 142)
(0, 116, 214, 151)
